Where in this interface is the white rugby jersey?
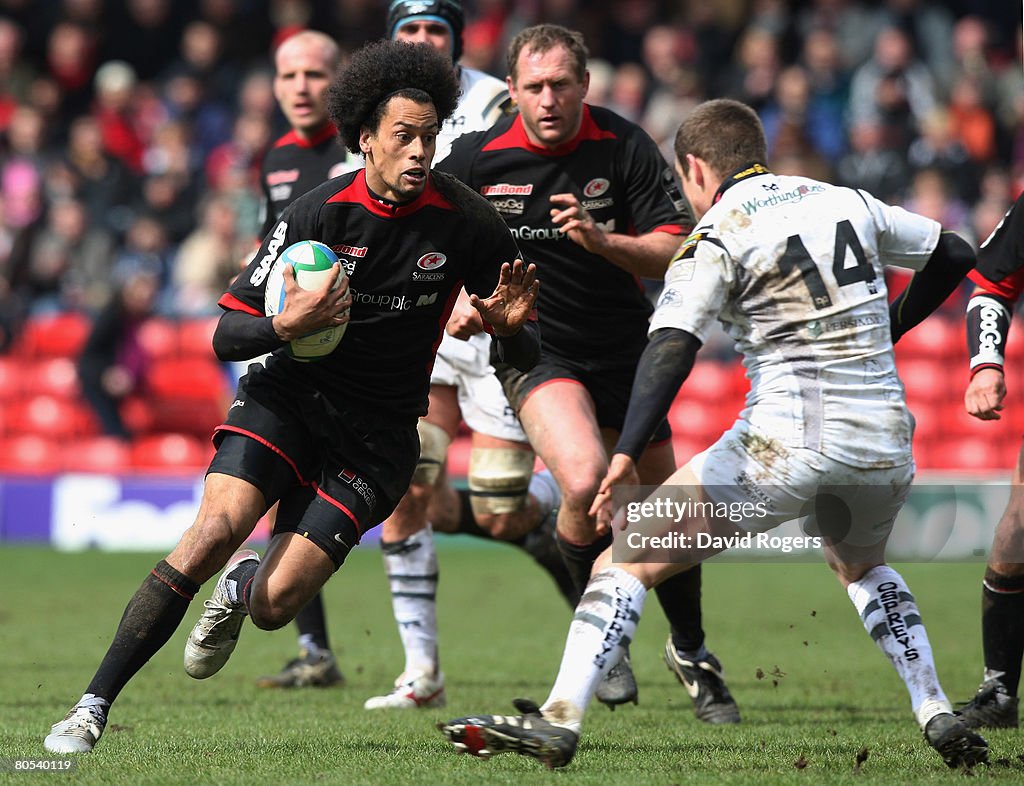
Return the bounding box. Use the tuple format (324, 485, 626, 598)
(434, 66, 510, 164)
(652, 164, 940, 468)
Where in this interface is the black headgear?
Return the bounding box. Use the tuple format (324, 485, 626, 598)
(387, 0, 464, 62)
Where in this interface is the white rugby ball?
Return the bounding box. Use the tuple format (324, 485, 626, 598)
(264, 240, 348, 360)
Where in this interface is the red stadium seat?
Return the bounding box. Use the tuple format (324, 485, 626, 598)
(63, 436, 133, 472)
(0, 355, 23, 400)
(6, 394, 97, 438)
(897, 358, 955, 404)
(931, 436, 1008, 471)
(680, 361, 741, 402)
(14, 312, 90, 358)
(895, 315, 959, 359)
(137, 318, 179, 360)
(130, 433, 212, 472)
(177, 317, 219, 358)
(22, 357, 79, 398)
(0, 434, 63, 473)
(148, 357, 229, 401)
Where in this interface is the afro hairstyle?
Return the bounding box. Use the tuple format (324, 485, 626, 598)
(328, 40, 460, 156)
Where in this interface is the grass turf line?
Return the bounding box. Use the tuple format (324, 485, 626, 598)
(2, 545, 1023, 785)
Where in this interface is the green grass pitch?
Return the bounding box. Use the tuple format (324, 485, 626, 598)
(2, 544, 1023, 785)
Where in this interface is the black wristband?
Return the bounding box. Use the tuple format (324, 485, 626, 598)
(967, 293, 1011, 375)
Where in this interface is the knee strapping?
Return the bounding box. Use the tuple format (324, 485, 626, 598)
(469, 447, 535, 516)
(412, 420, 451, 486)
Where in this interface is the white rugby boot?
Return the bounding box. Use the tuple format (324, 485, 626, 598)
(44, 703, 107, 753)
(184, 549, 260, 679)
(364, 670, 446, 709)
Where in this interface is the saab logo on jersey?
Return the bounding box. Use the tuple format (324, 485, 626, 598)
(417, 252, 447, 271)
(481, 183, 534, 196)
(741, 183, 825, 216)
(250, 221, 289, 286)
(583, 178, 610, 198)
(266, 169, 300, 186)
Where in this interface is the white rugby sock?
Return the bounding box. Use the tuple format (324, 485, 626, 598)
(383, 526, 440, 678)
(528, 469, 561, 518)
(541, 568, 647, 731)
(847, 565, 951, 727)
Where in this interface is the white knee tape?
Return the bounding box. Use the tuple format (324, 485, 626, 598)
(413, 420, 451, 486)
(468, 447, 535, 515)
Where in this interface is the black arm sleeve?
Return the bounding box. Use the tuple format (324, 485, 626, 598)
(212, 310, 285, 361)
(889, 231, 975, 344)
(613, 327, 702, 461)
(494, 320, 540, 372)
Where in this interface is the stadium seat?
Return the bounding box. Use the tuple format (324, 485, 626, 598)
(897, 358, 954, 403)
(130, 433, 212, 472)
(932, 436, 1008, 471)
(680, 361, 741, 402)
(6, 395, 97, 438)
(14, 312, 91, 358)
(177, 316, 219, 358)
(148, 356, 229, 401)
(895, 315, 958, 359)
(0, 356, 22, 400)
(22, 357, 79, 398)
(0, 434, 63, 473)
(137, 318, 179, 360)
(63, 436, 133, 473)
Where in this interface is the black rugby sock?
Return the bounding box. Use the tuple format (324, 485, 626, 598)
(557, 530, 614, 597)
(86, 561, 200, 703)
(659, 565, 706, 654)
(294, 593, 330, 652)
(982, 569, 1024, 695)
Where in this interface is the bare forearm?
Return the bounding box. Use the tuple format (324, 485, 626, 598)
(591, 231, 682, 278)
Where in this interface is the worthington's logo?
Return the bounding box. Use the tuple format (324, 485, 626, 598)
(741, 183, 825, 215)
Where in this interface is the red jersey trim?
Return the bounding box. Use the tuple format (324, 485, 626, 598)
(218, 292, 263, 316)
(326, 170, 456, 218)
(651, 224, 685, 236)
(212, 425, 311, 485)
(315, 487, 363, 534)
(969, 268, 1024, 303)
(482, 105, 616, 156)
(273, 122, 338, 150)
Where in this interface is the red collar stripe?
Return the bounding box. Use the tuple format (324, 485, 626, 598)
(482, 104, 616, 156)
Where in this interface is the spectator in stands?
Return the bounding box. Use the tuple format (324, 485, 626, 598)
(77, 257, 160, 440)
(171, 192, 244, 316)
(848, 25, 938, 152)
(92, 60, 145, 175)
(836, 119, 911, 204)
(760, 64, 845, 168)
(908, 107, 981, 205)
(718, 26, 781, 111)
(58, 115, 135, 234)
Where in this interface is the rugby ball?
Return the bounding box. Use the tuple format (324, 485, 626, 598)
(264, 240, 348, 360)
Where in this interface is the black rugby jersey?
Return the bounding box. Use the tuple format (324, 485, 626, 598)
(221, 169, 522, 421)
(970, 191, 1024, 297)
(439, 104, 690, 369)
(259, 122, 356, 237)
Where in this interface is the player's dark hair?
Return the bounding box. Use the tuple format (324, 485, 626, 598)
(388, 0, 465, 61)
(327, 40, 460, 155)
(507, 24, 587, 83)
(674, 98, 767, 177)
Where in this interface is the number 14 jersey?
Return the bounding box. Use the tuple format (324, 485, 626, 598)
(652, 164, 941, 469)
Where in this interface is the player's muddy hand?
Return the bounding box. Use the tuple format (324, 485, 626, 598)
(471, 259, 538, 337)
(965, 367, 1006, 420)
(550, 193, 606, 254)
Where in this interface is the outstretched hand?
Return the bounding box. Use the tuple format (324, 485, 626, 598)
(471, 259, 538, 337)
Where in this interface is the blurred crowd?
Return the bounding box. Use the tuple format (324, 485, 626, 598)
(0, 0, 1021, 356)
